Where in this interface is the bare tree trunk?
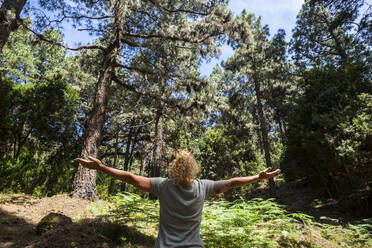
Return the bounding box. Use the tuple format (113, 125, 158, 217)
(282, 120, 287, 133)
(140, 150, 147, 176)
(121, 125, 134, 191)
(140, 142, 150, 176)
(109, 129, 120, 194)
(71, 0, 123, 200)
(277, 118, 284, 140)
(151, 111, 163, 178)
(254, 80, 276, 193)
(0, 0, 26, 53)
(149, 110, 163, 200)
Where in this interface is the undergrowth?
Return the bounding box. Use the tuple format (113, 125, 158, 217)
(89, 193, 372, 248)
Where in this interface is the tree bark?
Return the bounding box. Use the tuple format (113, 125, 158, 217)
(70, 52, 116, 199)
(277, 118, 284, 141)
(0, 0, 27, 53)
(151, 111, 163, 178)
(140, 142, 151, 176)
(140, 149, 147, 176)
(149, 110, 164, 200)
(109, 129, 120, 194)
(254, 80, 276, 193)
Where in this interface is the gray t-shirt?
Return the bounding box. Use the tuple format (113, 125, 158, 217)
(151, 178, 215, 248)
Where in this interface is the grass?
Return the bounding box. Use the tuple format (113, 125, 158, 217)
(88, 193, 372, 248)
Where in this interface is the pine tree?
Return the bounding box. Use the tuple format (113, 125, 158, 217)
(291, 0, 371, 67)
(283, 0, 371, 209)
(38, 0, 235, 199)
(224, 11, 290, 193)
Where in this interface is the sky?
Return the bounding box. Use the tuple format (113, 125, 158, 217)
(61, 0, 305, 76)
(199, 0, 305, 76)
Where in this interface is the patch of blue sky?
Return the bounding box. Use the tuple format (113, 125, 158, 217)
(199, 0, 305, 77)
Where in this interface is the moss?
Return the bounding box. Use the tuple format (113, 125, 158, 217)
(36, 213, 72, 235)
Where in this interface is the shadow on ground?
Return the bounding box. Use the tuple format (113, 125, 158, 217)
(0, 208, 155, 248)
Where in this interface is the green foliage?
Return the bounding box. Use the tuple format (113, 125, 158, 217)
(196, 125, 260, 181)
(290, 0, 370, 67)
(0, 20, 82, 196)
(283, 0, 371, 215)
(101, 193, 372, 248)
(282, 62, 371, 211)
(0, 142, 77, 196)
(110, 193, 159, 226)
(222, 12, 291, 186)
(0, 0, 369, 222)
(336, 93, 372, 162)
(201, 198, 313, 248)
(1, 19, 67, 84)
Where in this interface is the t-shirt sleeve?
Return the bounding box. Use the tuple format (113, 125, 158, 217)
(150, 177, 166, 196)
(201, 179, 215, 198)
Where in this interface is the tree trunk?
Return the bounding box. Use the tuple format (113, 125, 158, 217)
(70, 0, 125, 200)
(70, 56, 115, 199)
(139, 142, 150, 176)
(277, 118, 284, 140)
(149, 110, 164, 200)
(254, 80, 276, 193)
(140, 149, 147, 176)
(71, 21, 122, 200)
(121, 125, 134, 192)
(151, 111, 163, 178)
(109, 129, 120, 194)
(0, 0, 27, 53)
(256, 123, 264, 155)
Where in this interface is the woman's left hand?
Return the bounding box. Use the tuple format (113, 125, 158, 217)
(76, 156, 103, 170)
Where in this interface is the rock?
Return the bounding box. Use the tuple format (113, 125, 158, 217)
(36, 213, 72, 235)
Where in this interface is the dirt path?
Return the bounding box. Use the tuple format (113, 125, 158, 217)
(0, 193, 154, 248)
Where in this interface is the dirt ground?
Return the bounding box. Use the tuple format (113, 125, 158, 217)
(0, 194, 154, 248)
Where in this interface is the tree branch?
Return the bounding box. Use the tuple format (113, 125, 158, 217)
(114, 61, 156, 75)
(22, 23, 106, 51)
(146, 0, 211, 16)
(111, 73, 186, 111)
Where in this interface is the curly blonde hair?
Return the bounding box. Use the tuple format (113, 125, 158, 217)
(168, 149, 199, 185)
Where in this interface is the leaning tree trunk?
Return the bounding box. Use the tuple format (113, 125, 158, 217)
(70, 13, 122, 199)
(254, 80, 276, 193)
(0, 0, 27, 53)
(70, 56, 115, 200)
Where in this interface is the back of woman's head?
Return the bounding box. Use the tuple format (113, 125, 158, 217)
(168, 149, 199, 185)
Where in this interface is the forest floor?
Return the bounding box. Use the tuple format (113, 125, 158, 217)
(0, 181, 371, 248)
(0, 193, 140, 248)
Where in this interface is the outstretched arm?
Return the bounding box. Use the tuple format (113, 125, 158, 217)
(212, 168, 280, 195)
(76, 156, 152, 193)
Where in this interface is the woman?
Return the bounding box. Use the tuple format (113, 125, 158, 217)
(76, 149, 280, 247)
